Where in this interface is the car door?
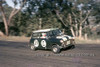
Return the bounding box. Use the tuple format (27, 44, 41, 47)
(45, 31, 57, 49)
(39, 32, 49, 49)
(31, 33, 40, 48)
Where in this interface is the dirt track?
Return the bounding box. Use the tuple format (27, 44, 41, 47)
(0, 40, 100, 67)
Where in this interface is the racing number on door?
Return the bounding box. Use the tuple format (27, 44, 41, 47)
(41, 40, 47, 47)
(34, 40, 39, 47)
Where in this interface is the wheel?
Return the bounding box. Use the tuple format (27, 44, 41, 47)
(70, 45, 75, 49)
(52, 45, 60, 54)
(30, 40, 39, 51)
(71, 45, 75, 49)
(30, 45, 36, 51)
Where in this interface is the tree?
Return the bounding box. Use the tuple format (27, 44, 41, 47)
(0, 0, 26, 36)
(11, 0, 93, 37)
(90, 0, 100, 24)
(25, 0, 62, 30)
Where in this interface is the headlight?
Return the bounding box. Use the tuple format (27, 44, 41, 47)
(72, 37, 75, 39)
(60, 40, 64, 43)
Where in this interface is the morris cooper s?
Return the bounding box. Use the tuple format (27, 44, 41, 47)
(29, 28, 75, 53)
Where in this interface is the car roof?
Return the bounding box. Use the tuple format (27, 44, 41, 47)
(33, 28, 58, 33)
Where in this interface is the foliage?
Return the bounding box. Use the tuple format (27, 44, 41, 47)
(0, 0, 100, 38)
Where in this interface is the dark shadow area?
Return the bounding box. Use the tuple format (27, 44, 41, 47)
(61, 45, 75, 51)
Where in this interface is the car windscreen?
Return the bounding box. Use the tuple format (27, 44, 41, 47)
(52, 30, 62, 36)
(47, 30, 63, 37)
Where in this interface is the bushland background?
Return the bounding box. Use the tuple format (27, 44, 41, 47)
(0, 0, 100, 44)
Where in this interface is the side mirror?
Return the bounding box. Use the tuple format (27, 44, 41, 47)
(61, 29, 65, 34)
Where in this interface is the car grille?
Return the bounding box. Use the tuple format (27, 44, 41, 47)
(70, 39, 75, 44)
(63, 39, 75, 45)
(63, 40, 70, 45)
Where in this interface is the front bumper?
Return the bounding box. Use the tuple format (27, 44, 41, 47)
(59, 40, 75, 49)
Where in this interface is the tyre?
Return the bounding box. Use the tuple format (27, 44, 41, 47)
(30, 45, 36, 51)
(69, 45, 75, 49)
(30, 40, 39, 51)
(71, 45, 75, 49)
(52, 45, 60, 53)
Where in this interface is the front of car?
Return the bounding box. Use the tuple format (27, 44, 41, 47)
(57, 35, 75, 48)
(52, 29, 75, 49)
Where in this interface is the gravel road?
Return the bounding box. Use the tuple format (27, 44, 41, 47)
(0, 40, 100, 67)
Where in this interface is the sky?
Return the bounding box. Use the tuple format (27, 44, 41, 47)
(5, 0, 20, 9)
(6, 0, 14, 7)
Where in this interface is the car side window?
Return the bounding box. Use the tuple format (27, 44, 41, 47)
(40, 32, 47, 38)
(32, 33, 39, 38)
(48, 31, 54, 37)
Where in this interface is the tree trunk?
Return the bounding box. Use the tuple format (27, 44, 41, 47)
(0, 3, 8, 36)
(3, 20, 8, 36)
(70, 27, 75, 37)
(79, 25, 82, 38)
(0, 31, 4, 36)
(74, 18, 78, 37)
(39, 18, 42, 29)
(8, 15, 13, 25)
(84, 33, 88, 40)
(68, 13, 75, 37)
(75, 24, 78, 37)
(0, 8, 9, 36)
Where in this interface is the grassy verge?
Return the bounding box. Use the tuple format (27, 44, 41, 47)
(0, 36, 100, 44)
(0, 36, 30, 42)
(75, 37, 100, 44)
